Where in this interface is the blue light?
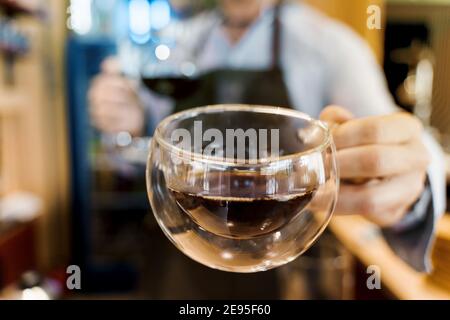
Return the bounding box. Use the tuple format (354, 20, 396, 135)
(128, 0, 151, 44)
(149, 0, 171, 30)
(130, 33, 151, 44)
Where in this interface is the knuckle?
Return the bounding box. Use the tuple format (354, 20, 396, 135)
(404, 113, 423, 132)
(399, 113, 423, 139)
(366, 206, 405, 228)
(361, 147, 383, 175)
(378, 211, 401, 228)
(88, 82, 105, 101)
(360, 189, 378, 215)
(381, 210, 404, 228)
(409, 140, 430, 170)
(412, 174, 426, 196)
(418, 145, 431, 168)
(365, 121, 383, 142)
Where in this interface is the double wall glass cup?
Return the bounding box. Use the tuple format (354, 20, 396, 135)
(146, 105, 338, 272)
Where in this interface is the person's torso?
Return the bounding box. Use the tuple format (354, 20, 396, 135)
(146, 2, 336, 117)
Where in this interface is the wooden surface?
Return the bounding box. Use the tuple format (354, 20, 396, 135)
(0, 92, 24, 116)
(305, 0, 386, 62)
(330, 215, 450, 300)
(0, 0, 70, 270)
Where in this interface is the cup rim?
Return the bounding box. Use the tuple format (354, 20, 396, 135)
(153, 104, 332, 166)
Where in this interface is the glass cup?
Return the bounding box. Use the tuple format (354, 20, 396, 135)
(146, 105, 338, 272)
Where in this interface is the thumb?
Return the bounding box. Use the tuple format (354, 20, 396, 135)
(101, 56, 122, 75)
(320, 105, 355, 125)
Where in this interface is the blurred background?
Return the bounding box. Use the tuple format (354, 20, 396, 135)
(0, 0, 449, 300)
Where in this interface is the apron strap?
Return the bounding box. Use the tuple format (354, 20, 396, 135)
(272, 0, 284, 69)
(192, 1, 285, 69)
(192, 10, 223, 63)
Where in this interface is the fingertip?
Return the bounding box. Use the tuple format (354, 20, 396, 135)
(396, 112, 424, 136)
(101, 56, 121, 74)
(320, 105, 355, 124)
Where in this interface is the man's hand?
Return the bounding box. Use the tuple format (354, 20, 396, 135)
(88, 57, 145, 136)
(320, 106, 430, 227)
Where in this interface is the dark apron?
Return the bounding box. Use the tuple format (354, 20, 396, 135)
(143, 1, 292, 112)
(144, 2, 291, 299)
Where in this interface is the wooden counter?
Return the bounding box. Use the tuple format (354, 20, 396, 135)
(330, 215, 450, 300)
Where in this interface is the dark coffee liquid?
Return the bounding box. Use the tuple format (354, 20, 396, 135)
(169, 173, 315, 239)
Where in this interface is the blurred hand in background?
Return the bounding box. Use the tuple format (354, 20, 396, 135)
(320, 106, 430, 227)
(88, 57, 145, 136)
